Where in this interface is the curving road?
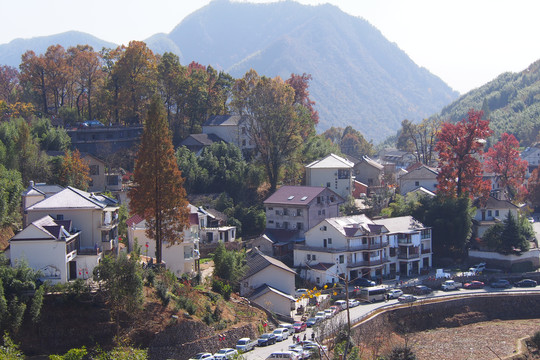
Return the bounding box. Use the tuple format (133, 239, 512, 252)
(243, 285, 540, 360)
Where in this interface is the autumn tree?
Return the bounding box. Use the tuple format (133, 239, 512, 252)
(58, 149, 91, 190)
(286, 73, 319, 124)
(129, 96, 189, 264)
(19, 50, 48, 114)
(340, 126, 375, 159)
(232, 70, 316, 192)
(484, 132, 528, 201)
(436, 109, 493, 199)
(397, 118, 441, 165)
(0, 65, 19, 104)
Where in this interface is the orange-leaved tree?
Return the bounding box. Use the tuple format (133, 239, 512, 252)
(59, 149, 91, 190)
(128, 95, 189, 264)
(436, 109, 493, 199)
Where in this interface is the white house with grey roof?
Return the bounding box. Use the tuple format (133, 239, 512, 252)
(240, 249, 296, 318)
(399, 164, 439, 195)
(24, 186, 120, 252)
(306, 153, 354, 199)
(202, 115, 255, 151)
(294, 215, 432, 285)
(9, 215, 101, 283)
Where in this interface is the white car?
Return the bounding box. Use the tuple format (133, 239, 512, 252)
(273, 328, 290, 341)
(387, 289, 404, 299)
(323, 309, 334, 318)
(289, 346, 311, 359)
(190, 353, 214, 360)
(213, 348, 238, 360)
(315, 311, 326, 322)
(295, 288, 309, 298)
(348, 299, 360, 308)
(278, 323, 294, 332)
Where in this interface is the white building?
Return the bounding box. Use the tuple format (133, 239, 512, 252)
(305, 153, 354, 199)
(202, 115, 255, 151)
(294, 215, 432, 286)
(399, 164, 439, 195)
(126, 206, 201, 276)
(10, 216, 101, 284)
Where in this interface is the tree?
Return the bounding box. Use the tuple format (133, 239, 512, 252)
(0, 333, 24, 360)
(212, 242, 246, 290)
(58, 149, 91, 190)
(482, 211, 530, 254)
(484, 133, 528, 201)
(527, 167, 540, 209)
(436, 109, 493, 199)
(128, 96, 189, 264)
(232, 70, 316, 192)
(0, 165, 23, 226)
(92, 253, 143, 320)
(397, 118, 441, 165)
(387, 345, 417, 360)
(286, 73, 319, 124)
(340, 126, 375, 159)
(0, 65, 19, 104)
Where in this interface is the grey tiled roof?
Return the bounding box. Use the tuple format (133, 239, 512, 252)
(203, 115, 249, 126)
(243, 249, 296, 280)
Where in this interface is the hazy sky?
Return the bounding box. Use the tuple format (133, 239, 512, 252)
(2, 0, 539, 94)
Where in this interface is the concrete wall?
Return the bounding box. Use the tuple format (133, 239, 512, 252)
(469, 249, 540, 269)
(10, 239, 69, 283)
(242, 266, 295, 297)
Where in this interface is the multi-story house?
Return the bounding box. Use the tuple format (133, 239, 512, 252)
(202, 115, 255, 151)
(472, 196, 520, 238)
(263, 186, 344, 238)
(9, 215, 101, 284)
(23, 185, 119, 252)
(399, 164, 439, 195)
(521, 146, 539, 177)
(305, 153, 354, 199)
(354, 155, 384, 188)
(126, 205, 201, 276)
(294, 215, 432, 286)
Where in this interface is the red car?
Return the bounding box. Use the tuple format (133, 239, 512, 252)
(293, 321, 307, 333)
(464, 280, 485, 289)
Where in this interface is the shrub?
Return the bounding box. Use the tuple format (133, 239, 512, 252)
(531, 330, 540, 350)
(387, 346, 417, 360)
(155, 281, 170, 306)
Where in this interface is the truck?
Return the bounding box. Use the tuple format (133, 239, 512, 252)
(441, 280, 462, 291)
(236, 338, 257, 352)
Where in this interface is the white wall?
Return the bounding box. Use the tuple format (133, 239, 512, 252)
(244, 266, 294, 296)
(10, 240, 69, 283)
(307, 168, 352, 199)
(252, 291, 293, 318)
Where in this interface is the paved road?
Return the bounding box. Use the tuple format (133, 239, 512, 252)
(242, 286, 540, 360)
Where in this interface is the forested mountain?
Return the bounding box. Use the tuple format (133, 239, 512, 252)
(0, 0, 458, 141)
(438, 59, 540, 146)
(0, 31, 115, 65)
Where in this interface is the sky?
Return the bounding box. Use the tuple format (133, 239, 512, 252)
(1, 0, 540, 94)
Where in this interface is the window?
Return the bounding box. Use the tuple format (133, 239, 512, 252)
(90, 165, 99, 175)
(57, 214, 64, 220)
(495, 210, 499, 216)
(316, 277, 321, 284)
(242, 139, 246, 146)
(283, 209, 289, 215)
(317, 196, 321, 204)
(322, 209, 326, 215)
(339, 255, 344, 264)
(297, 222, 303, 230)
(488, 210, 492, 217)
(312, 254, 316, 260)
(415, 181, 420, 186)
(283, 222, 289, 229)
(296, 209, 302, 216)
(241, 127, 246, 134)
(328, 238, 332, 244)
(318, 210, 321, 215)
(269, 220, 274, 224)
(307, 254, 311, 261)
(327, 182, 331, 187)
(268, 207, 273, 210)
(338, 169, 350, 179)
(390, 248, 396, 257)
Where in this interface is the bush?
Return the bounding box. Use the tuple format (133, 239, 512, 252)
(387, 346, 417, 360)
(531, 330, 540, 350)
(145, 269, 155, 286)
(155, 281, 170, 306)
(212, 279, 232, 300)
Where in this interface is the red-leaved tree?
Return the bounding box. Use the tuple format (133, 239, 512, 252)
(436, 109, 493, 199)
(484, 132, 528, 201)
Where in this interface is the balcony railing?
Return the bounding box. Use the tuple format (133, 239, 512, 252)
(346, 257, 390, 268)
(295, 240, 389, 253)
(421, 248, 432, 254)
(99, 217, 118, 230)
(397, 252, 420, 260)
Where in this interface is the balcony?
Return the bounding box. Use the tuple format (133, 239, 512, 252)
(347, 257, 390, 268)
(295, 240, 389, 253)
(398, 252, 420, 260)
(99, 217, 118, 230)
(421, 248, 432, 254)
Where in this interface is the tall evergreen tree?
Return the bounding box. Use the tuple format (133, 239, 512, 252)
(129, 96, 189, 264)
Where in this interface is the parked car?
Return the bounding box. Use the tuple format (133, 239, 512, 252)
(515, 279, 538, 287)
(302, 341, 328, 353)
(189, 353, 214, 360)
(306, 317, 319, 327)
(213, 348, 238, 360)
(387, 289, 404, 299)
(258, 333, 277, 346)
(323, 309, 334, 319)
(348, 299, 360, 308)
(267, 351, 301, 360)
(293, 321, 307, 332)
(295, 288, 309, 298)
(352, 278, 376, 287)
(413, 285, 432, 295)
(79, 120, 105, 128)
(334, 300, 347, 310)
(289, 346, 311, 359)
(329, 305, 340, 314)
(279, 323, 294, 332)
(398, 294, 417, 303)
(528, 216, 535, 223)
(490, 279, 512, 288)
(469, 262, 486, 274)
(441, 280, 461, 291)
(273, 328, 290, 341)
(464, 280, 485, 289)
(236, 338, 257, 352)
(315, 311, 326, 322)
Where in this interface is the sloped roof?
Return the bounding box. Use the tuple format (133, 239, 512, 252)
(473, 196, 519, 210)
(26, 186, 118, 211)
(409, 187, 436, 197)
(248, 284, 295, 302)
(323, 214, 375, 237)
(203, 115, 248, 126)
(22, 182, 64, 197)
(373, 216, 426, 233)
(306, 153, 354, 169)
(263, 186, 343, 205)
(180, 133, 225, 147)
(126, 214, 145, 227)
(11, 215, 75, 242)
(243, 249, 296, 280)
(361, 155, 384, 170)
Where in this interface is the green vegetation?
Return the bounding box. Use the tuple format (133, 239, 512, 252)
(481, 211, 533, 254)
(212, 242, 246, 293)
(0, 333, 24, 359)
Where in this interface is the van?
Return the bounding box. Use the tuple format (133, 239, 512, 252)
(267, 351, 300, 360)
(334, 300, 347, 310)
